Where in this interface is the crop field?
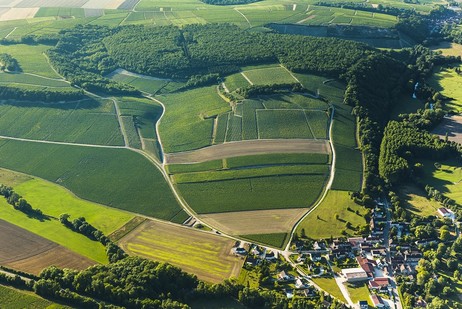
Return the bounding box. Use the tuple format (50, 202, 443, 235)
(296, 190, 368, 239)
(107, 69, 184, 94)
(0, 216, 103, 269)
(428, 64, 462, 112)
(173, 164, 327, 183)
(158, 86, 230, 153)
(224, 72, 250, 92)
(165, 139, 330, 164)
(433, 115, 462, 144)
(260, 94, 329, 110)
(241, 66, 298, 85)
(296, 6, 397, 28)
(398, 185, 440, 217)
(226, 153, 330, 168)
(0, 285, 58, 309)
(421, 159, 462, 205)
(0, 99, 124, 146)
(0, 44, 59, 78)
(117, 96, 162, 139)
(240, 233, 288, 248)
(198, 208, 307, 235)
(177, 172, 328, 213)
(0, 72, 70, 88)
(0, 139, 183, 220)
(257, 109, 313, 139)
(35, 7, 86, 18)
(119, 220, 244, 283)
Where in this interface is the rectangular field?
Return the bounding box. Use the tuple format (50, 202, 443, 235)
(0, 285, 57, 308)
(177, 172, 328, 213)
(0, 72, 69, 88)
(256, 109, 313, 139)
(242, 66, 298, 85)
(0, 99, 124, 146)
(119, 220, 243, 283)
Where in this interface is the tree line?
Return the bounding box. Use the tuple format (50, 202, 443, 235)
(0, 184, 44, 218)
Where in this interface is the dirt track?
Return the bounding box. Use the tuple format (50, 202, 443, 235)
(198, 208, 308, 235)
(433, 115, 462, 144)
(165, 139, 330, 164)
(0, 219, 96, 275)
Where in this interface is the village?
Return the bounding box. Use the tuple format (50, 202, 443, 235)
(231, 197, 460, 309)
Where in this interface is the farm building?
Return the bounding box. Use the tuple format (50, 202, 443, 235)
(369, 277, 390, 291)
(437, 207, 455, 220)
(341, 268, 369, 282)
(371, 294, 386, 308)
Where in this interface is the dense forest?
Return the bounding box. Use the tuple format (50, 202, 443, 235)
(49, 23, 372, 92)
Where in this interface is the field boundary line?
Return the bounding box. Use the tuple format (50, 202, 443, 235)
(4, 27, 17, 39)
(303, 110, 317, 140)
(280, 64, 302, 84)
(112, 98, 129, 147)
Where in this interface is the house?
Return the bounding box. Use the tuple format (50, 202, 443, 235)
(278, 270, 291, 282)
(348, 237, 365, 250)
(438, 207, 455, 220)
(265, 250, 278, 261)
(404, 251, 422, 264)
(309, 252, 322, 262)
(341, 268, 369, 282)
(369, 277, 390, 291)
(371, 295, 386, 308)
(295, 278, 307, 289)
(357, 256, 376, 277)
(234, 247, 247, 256)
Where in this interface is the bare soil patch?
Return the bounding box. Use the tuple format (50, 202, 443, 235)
(433, 115, 462, 144)
(199, 208, 307, 235)
(0, 219, 96, 275)
(165, 139, 330, 164)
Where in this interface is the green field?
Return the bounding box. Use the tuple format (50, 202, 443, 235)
(296, 190, 368, 239)
(117, 96, 162, 139)
(0, 44, 60, 78)
(399, 185, 441, 217)
(174, 164, 327, 183)
(0, 99, 124, 146)
(242, 66, 298, 85)
(108, 70, 184, 94)
(421, 159, 462, 205)
(224, 73, 250, 92)
(226, 153, 329, 168)
(240, 233, 288, 248)
(257, 109, 314, 139)
(0, 139, 182, 220)
(428, 64, 462, 112)
(158, 86, 230, 153)
(0, 195, 108, 263)
(0, 285, 63, 309)
(345, 282, 372, 305)
(312, 277, 347, 303)
(13, 177, 134, 235)
(177, 172, 328, 213)
(0, 72, 69, 88)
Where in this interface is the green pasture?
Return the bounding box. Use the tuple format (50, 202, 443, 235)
(0, 197, 107, 263)
(158, 86, 230, 153)
(224, 73, 250, 92)
(167, 160, 223, 174)
(0, 99, 124, 146)
(296, 190, 368, 239)
(345, 282, 372, 306)
(312, 277, 347, 303)
(13, 178, 134, 235)
(177, 173, 328, 213)
(428, 64, 462, 112)
(0, 139, 182, 220)
(257, 109, 313, 139)
(108, 70, 184, 94)
(259, 93, 329, 110)
(421, 159, 462, 205)
(399, 184, 441, 217)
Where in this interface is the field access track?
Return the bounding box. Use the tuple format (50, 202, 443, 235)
(0, 219, 96, 275)
(165, 139, 330, 164)
(199, 208, 308, 235)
